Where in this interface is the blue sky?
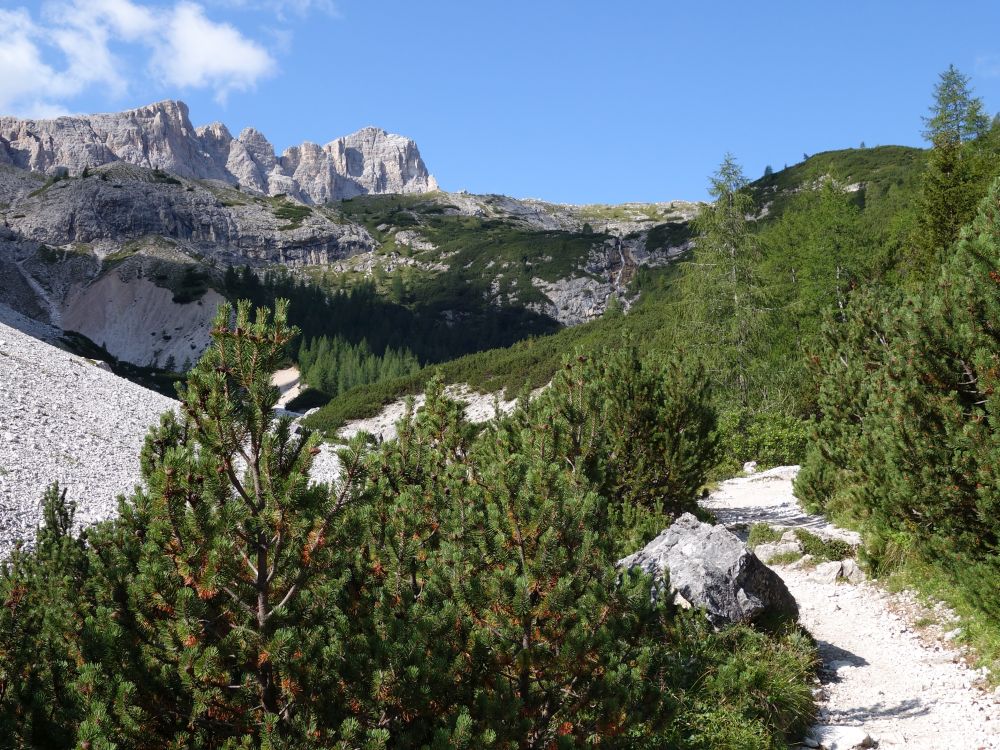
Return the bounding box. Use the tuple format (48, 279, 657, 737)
(4, 1, 1000, 203)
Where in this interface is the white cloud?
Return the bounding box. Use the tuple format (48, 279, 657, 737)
(0, 9, 73, 115)
(975, 54, 1000, 79)
(155, 2, 275, 101)
(0, 1, 276, 116)
(213, 0, 339, 21)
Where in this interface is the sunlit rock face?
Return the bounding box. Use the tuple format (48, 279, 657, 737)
(0, 100, 437, 204)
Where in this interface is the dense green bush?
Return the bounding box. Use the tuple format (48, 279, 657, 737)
(0, 302, 815, 748)
(799, 177, 1000, 640)
(716, 409, 811, 472)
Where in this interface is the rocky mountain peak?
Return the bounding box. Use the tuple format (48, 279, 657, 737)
(0, 101, 437, 203)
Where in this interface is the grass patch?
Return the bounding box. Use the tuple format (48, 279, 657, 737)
(793, 529, 854, 562)
(881, 557, 1000, 683)
(747, 523, 783, 549)
(769, 550, 805, 565)
(27, 173, 69, 198)
(151, 168, 182, 186)
(101, 247, 139, 271)
(273, 198, 312, 230)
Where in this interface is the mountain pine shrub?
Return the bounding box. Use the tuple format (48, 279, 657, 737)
(800, 176, 1000, 637)
(0, 300, 815, 748)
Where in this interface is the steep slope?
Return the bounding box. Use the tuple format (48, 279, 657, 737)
(0, 304, 341, 559)
(0, 304, 176, 554)
(0, 160, 378, 367)
(0, 159, 699, 369)
(304, 146, 930, 434)
(0, 100, 437, 204)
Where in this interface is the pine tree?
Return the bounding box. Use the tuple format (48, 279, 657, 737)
(76, 300, 371, 745)
(0, 484, 89, 747)
(768, 180, 861, 337)
(922, 64, 989, 144)
(801, 177, 1000, 616)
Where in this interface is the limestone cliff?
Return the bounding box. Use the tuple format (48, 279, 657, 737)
(0, 100, 437, 204)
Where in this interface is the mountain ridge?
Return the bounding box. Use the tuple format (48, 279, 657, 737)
(0, 100, 438, 204)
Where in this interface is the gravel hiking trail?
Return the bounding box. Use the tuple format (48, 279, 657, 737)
(702, 466, 1000, 750)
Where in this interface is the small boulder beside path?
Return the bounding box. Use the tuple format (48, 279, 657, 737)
(618, 512, 798, 627)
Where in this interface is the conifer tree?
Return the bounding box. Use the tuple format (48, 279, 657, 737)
(0, 484, 89, 748)
(767, 181, 861, 342)
(76, 300, 371, 746)
(682, 154, 767, 408)
(922, 64, 988, 144)
(0, 315, 816, 747)
(801, 177, 1000, 615)
(914, 65, 989, 274)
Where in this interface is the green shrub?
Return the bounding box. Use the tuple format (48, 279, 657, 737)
(799, 177, 1000, 674)
(747, 523, 783, 549)
(718, 409, 811, 470)
(793, 529, 854, 562)
(0, 302, 816, 747)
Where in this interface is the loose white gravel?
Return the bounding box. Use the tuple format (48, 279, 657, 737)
(337, 384, 538, 443)
(0, 307, 342, 556)
(704, 466, 1000, 750)
(0, 305, 176, 554)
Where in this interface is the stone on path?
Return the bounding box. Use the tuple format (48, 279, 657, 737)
(618, 512, 798, 626)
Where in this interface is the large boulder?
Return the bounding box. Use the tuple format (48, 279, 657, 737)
(618, 513, 798, 627)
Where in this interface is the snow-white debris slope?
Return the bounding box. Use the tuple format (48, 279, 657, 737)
(703, 466, 1000, 750)
(0, 307, 340, 557)
(338, 384, 538, 443)
(0, 304, 176, 554)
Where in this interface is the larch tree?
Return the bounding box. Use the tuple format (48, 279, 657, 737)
(914, 64, 990, 274)
(683, 153, 767, 409)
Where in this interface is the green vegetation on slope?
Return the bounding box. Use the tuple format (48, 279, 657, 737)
(223, 264, 562, 366)
(296, 334, 420, 404)
(0, 301, 816, 747)
(304, 144, 927, 453)
(797, 179, 1000, 676)
(794, 67, 1000, 676)
(336, 193, 613, 308)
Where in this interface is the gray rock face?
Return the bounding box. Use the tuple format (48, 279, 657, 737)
(0, 100, 437, 204)
(0, 161, 377, 366)
(618, 512, 799, 626)
(3, 162, 375, 264)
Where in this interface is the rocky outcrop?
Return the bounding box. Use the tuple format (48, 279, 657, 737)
(0, 100, 437, 204)
(618, 512, 799, 627)
(0, 160, 381, 366)
(3, 162, 376, 264)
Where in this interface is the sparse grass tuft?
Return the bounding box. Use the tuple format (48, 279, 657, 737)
(769, 550, 805, 565)
(747, 523, 783, 549)
(793, 529, 854, 562)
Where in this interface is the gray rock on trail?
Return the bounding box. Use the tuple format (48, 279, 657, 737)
(0, 100, 437, 204)
(813, 559, 867, 585)
(618, 512, 799, 626)
(754, 540, 803, 563)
